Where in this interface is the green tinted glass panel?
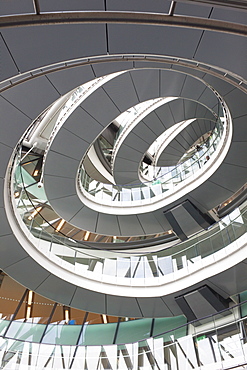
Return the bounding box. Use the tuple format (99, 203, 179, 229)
(153, 316, 187, 342)
(116, 319, 152, 344)
(0, 320, 10, 335)
(240, 290, 247, 317)
(56, 325, 81, 345)
(80, 322, 117, 345)
(6, 321, 45, 342)
(42, 324, 81, 345)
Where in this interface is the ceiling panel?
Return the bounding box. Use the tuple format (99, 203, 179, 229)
(197, 86, 219, 111)
(44, 151, 79, 179)
(50, 127, 89, 160)
(2, 76, 60, 119)
(70, 287, 106, 313)
(202, 74, 235, 97)
(114, 158, 139, 173)
(189, 120, 204, 139)
(0, 96, 32, 147)
(0, 234, 29, 269)
(130, 69, 160, 102)
(175, 130, 194, 149)
(195, 31, 247, 80)
(186, 194, 209, 214)
(152, 210, 172, 232)
(224, 88, 247, 119)
(114, 157, 140, 184)
(0, 208, 12, 237)
(211, 6, 247, 24)
(0, 0, 34, 15)
(123, 132, 152, 153)
(50, 195, 83, 222)
(48, 65, 95, 95)
(181, 126, 197, 145)
(69, 207, 98, 232)
(232, 115, 247, 142)
(106, 295, 143, 317)
(102, 72, 139, 111)
(44, 176, 76, 200)
(167, 141, 186, 156)
(172, 64, 206, 79)
(108, 24, 203, 60)
(143, 110, 168, 134)
(36, 275, 77, 306)
(0, 179, 4, 208)
(160, 70, 187, 97)
(39, 0, 104, 12)
(181, 75, 209, 101)
(66, 107, 105, 142)
(5, 257, 51, 292)
(81, 87, 120, 125)
(208, 260, 247, 298)
(168, 99, 185, 123)
(2, 24, 107, 73)
(132, 121, 158, 144)
(160, 145, 184, 158)
(114, 149, 140, 183)
(115, 144, 146, 161)
(113, 121, 155, 183)
(209, 163, 247, 193)
(96, 213, 120, 236)
(118, 215, 145, 236)
(137, 213, 167, 234)
(194, 104, 214, 120)
(0, 143, 12, 178)
(0, 35, 19, 79)
(137, 297, 173, 317)
(174, 2, 212, 17)
(223, 142, 247, 168)
(189, 180, 233, 211)
(106, 0, 170, 13)
(113, 170, 141, 186)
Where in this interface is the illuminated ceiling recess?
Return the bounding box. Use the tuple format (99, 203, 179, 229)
(0, 0, 246, 317)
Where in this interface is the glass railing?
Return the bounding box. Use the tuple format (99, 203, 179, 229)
(15, 136, 169, 246)
(110, 97, 176, 167)
(78, 117, 224, 207)
(11, 145, 247, 287)
(0, 316, 186, 346)
(1, 300, 247, 369)
(140, 117, 222, 181)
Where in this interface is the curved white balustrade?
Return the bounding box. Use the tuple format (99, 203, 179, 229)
(78, 117, 224, 211)
(11, 152, 247, 295)
(11, 61, 232, 215)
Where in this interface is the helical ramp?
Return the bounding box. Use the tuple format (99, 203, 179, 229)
(0, 1, 247, 318)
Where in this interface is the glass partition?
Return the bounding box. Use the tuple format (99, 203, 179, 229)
(1, 300, 247, 369)
(79, 322, 118, 346)
(116, 319, 152, 344)
(153, 316, 187, 341)
(42, 324, 82, 345)
(5, 320, 45, 343)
